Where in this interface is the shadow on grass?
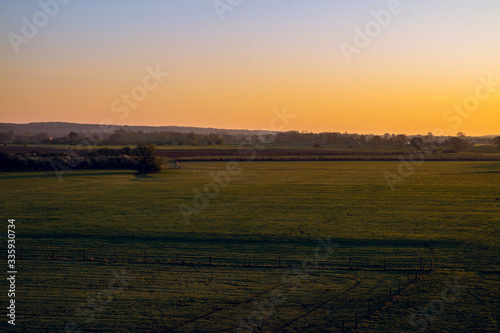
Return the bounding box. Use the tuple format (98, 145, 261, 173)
(131, 174, 154, 181)
(130, 172, 169, 181)
(0, 170, 135, 180)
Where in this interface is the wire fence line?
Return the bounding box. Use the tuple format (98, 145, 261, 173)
(3, 248, 435, 273)
(6, 248, 439, 332)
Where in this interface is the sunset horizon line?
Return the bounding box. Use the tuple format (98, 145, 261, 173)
(2, 120, 498, 138)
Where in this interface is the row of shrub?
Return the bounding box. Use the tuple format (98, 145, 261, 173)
(0, 153, 138, 172)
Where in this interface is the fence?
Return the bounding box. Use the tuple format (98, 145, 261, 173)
(5, 248, 434, 332)
(5, 248, 434, 271)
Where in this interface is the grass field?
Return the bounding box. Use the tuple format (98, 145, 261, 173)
(1, 161, 499, 332)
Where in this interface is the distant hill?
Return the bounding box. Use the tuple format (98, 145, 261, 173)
(0, 122, 275, 137)
(0, 122, 497, 139)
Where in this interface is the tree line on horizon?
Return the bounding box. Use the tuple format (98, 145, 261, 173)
(0, 129, 498, 150)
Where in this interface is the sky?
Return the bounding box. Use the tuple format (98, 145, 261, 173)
(1, 0, 499, 136)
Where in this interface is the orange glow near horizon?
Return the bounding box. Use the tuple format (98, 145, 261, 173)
(1, 1, 499, 136)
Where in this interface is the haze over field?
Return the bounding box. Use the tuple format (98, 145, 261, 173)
(1, 1, 499, 134)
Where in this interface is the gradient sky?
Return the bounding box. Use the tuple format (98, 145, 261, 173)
(1, 0, 499, 135)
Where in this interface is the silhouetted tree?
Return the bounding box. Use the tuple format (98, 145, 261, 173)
(393, 134, 407, 148)
(33, 132, 49, 143)
(68, 131, 79, 144)
(448, 136, 467, 152)
(0, 131, 12, 144)
(135, 144, 162, 174)
(186, 132, 198, 146)
(410, 137, 423, 149)
(493, 136, 500, 149)
(120, 147, 132, 155)
(368, 136, 385, 149)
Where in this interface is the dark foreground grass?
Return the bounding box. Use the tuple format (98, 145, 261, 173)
(0, 161, 498, 332)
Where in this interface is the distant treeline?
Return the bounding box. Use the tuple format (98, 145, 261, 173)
(0, 129, 498, 149)
(0, 129, 230, 147)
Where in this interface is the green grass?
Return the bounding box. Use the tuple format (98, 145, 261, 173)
(0, 161, 498, 332)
